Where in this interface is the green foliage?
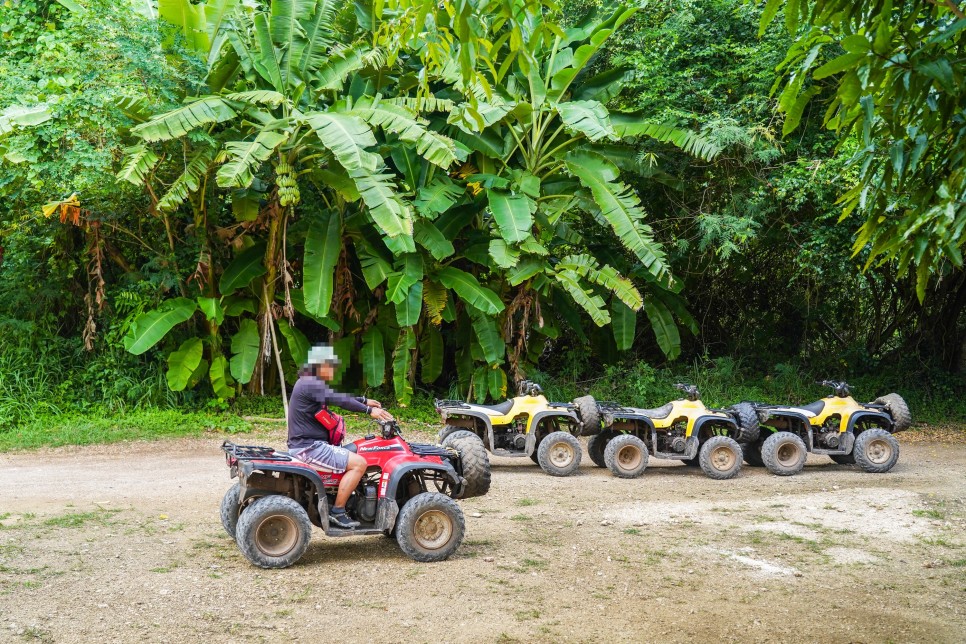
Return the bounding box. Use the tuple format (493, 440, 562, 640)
(0, 409, 252, 451)
(0, 0, 962, 439)
(759, 0, 966, 300)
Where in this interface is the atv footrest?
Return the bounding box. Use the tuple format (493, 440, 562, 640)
(324, 527, 384, 538)
(492, 448, 528, 458)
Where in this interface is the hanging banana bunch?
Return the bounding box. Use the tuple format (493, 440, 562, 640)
(275, 160, 300, 207)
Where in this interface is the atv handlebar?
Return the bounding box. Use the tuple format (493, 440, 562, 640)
(817, 380, 851, 397)
(674, 383, 700, 401)
(516, 379, 543, 396)
(377, 419, 402, 439)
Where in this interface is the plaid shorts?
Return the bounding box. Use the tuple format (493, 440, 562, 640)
(289, 441, 350, 473)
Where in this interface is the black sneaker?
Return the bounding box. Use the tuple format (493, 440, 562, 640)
(329, 511, 360, 529)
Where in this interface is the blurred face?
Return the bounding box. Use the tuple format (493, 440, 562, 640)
(316, 362, 335, 381)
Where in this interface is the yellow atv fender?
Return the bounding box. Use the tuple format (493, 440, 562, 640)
(436, 395, 580, 456)
(602, 399, 737, 460)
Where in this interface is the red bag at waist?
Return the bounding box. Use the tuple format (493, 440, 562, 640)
(314, 407, 346, 446)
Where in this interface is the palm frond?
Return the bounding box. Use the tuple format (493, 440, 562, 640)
(303, 111, 379, 172)
(132, 97, 236, 142)
(565, 152, 671, 284)
(158, 148, 216, 211)
(116, 144, 160, 185)
(348, 168, 414, 238)
(610, 116, 721, 161)
(216, 131, 288, 188)
(350, 97, 460, 169)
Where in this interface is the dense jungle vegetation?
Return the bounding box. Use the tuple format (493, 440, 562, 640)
(0, 0, 964, 444)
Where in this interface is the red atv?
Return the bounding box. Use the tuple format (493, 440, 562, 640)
(220, 420, 490, 568)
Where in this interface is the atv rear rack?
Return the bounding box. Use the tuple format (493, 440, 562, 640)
(434, 399, 470, 409)
(221, 440, 293, 462)
(548, 402, 576, 410)
(596, 400, 634, 413)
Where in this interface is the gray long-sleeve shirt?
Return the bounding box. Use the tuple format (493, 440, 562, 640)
(287, 375, 369, 449)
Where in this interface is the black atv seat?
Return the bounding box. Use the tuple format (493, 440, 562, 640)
(343, 443, 357, 453)
(799, 400, 826, 415)
(635, 402, 674, 420)
(476, 399, 515, 415)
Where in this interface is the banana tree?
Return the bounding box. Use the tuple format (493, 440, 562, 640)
(367, 1, 721, 396)
(120, 0, 461, 403)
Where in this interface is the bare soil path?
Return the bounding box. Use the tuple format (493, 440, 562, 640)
(1, 430, 964, 643)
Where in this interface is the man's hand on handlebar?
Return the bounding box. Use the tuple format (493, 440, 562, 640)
(370, 407, 394, 421)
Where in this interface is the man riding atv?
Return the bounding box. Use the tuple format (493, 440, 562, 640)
(288, 344, 393, 529)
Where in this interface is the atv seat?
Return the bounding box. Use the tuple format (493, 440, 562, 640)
(343, 443, 357, 453)
(472, 399, 515, 415)
(634, 402, 674, 420)
(799, 400, 826, 415)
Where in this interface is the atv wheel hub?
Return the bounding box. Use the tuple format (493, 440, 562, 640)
(412, 510, 454, 551)
(254, 515, 299, 557)
(710, 445, 737, 471)
(776, 443, 801, 467)
(616, 445, 643, 470)
(548, 443, 576, 468)
(865, 438, 893, 464)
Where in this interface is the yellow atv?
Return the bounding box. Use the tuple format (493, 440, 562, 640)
(434, 380, 600, 477)
(737, 380, 911, 476)
(590, 384, 752, 480)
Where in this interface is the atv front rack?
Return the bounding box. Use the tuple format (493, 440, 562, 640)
(410, 443, 456, 458)
(221, 440, 293, 462)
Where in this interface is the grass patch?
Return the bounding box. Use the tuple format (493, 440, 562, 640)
(0, 409, 254, 451)
(41, 508, 120, 529)
(913, 509, 946, 520)
(623, 528, 642, 535)
(509, 514, 532, 522)
(515, 498, 539, 507)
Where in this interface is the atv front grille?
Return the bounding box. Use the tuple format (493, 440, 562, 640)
(221, 441, 292, 461)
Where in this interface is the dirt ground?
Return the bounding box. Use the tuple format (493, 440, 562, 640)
(1, 427, 965, 643)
